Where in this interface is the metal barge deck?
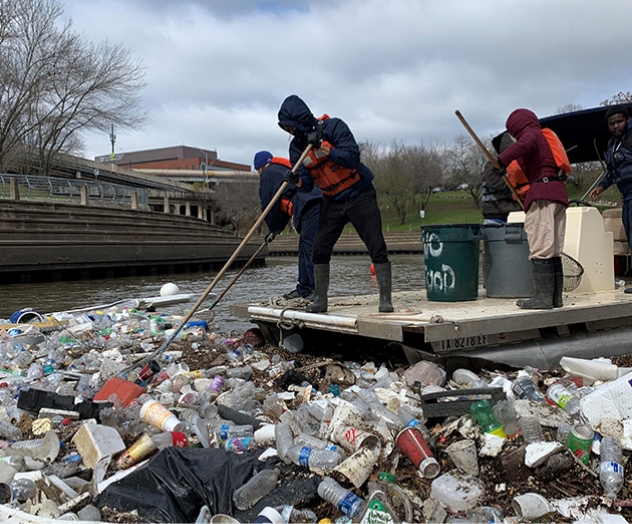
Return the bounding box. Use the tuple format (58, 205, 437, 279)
(232, 287, 632, 370)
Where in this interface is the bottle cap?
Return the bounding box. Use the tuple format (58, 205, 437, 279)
(377, 471, 397, 483)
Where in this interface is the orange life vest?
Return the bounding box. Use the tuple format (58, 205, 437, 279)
(504, 128, 572, 203)
(270, 157, 294, 216)
(301, 115, 359, 197)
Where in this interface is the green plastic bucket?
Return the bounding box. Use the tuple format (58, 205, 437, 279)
(482, 224, 534, 298)
(421, 224, 482, 302)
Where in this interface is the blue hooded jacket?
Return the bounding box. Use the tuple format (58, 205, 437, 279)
(278, 95, 373, 201)
(600, 118, 632, 201)
(259, 159, 322, 234)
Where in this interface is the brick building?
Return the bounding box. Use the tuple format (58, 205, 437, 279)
(95, 145, 250, 172)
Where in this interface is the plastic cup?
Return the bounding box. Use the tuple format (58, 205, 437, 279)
(254, 507, 284, 524)
(254, 424, 276, 444)
(512, 492, 551, 520)
(446, 439, 479, 476)
(330, 425, 380, 453)
(334, 447, 379, 489)
(396, 427, 440, 478)
(140, 400, 181, 432)
(116, 434, 158, 470)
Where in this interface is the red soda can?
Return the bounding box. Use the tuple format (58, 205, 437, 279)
(152, 370, 170, 385)
(396, 426, 440, 478)
(138, 360, 161, 382)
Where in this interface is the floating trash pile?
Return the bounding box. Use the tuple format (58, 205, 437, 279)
(0, 302, 630, 523)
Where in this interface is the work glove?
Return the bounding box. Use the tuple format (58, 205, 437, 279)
(265, 231, 276, 244)
(306, 121, 323, 149)
(493, 166, 507, 177)
(283, 168, 299, 185)
(306, 130, 322, 149)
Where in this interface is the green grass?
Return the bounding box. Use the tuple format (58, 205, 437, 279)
(376, 182, 623, 233)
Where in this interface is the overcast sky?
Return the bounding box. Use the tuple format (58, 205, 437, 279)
(61, 0, 630, 168)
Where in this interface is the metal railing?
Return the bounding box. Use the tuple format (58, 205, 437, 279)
(0, 174, 149, 205)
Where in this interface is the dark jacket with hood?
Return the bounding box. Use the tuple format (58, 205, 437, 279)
(259, 159, 322, 234)
(482, 132, 522, 220)
(278, 95, 373, 201)
(599, 118, 632, 201)
(498, 108, 568, 211)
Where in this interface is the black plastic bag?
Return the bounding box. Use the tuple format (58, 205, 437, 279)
(96, 447, 265, 523)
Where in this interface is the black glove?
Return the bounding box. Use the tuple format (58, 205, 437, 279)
(306, 130, 322, 149)
(265, 231, 276, 244)
(492, 163, 506, 177)
(306, 121, 323, 148)
(283, 168, 299, 185)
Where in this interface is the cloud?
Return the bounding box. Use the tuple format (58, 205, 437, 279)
(61, 0, 632, 165)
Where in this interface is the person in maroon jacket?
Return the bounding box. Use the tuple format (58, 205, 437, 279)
(497, 108, 569, 309)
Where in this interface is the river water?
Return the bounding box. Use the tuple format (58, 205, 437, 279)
(1, 254, 426, 333)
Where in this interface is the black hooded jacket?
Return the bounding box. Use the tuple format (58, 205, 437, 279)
(278, 95, 373, 201)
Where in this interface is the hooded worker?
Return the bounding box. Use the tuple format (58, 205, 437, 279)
(254, 150, 322, 300)
(497, 108, 569, 309)
(277, 95, 393, 313)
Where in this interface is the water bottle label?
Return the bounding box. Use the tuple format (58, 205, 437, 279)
(325, 443, 337, 452)
(280, 505, 293, 523)
(339, 491, 362, 517)
(298, 446, 312, 467)
(600, 461, 624, 475)
(555, 393, 570, 409)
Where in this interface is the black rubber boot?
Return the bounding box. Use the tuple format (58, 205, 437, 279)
(374, 262, 394, 313)
(552, 256, 563, 308)
(306, 264, 329, 313)
(516, 259, 554, 310)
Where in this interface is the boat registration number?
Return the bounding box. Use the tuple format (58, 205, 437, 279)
(436, 334, 497, 351)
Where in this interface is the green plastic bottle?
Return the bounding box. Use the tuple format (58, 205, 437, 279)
(470, 399, 507, 438)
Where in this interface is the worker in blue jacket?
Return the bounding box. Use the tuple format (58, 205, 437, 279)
(254, 150, 322, 300)
(277, 95, 393, 313)
(591, 105, 632, 293)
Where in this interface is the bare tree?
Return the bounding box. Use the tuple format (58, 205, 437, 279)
(211, 179, 261, 234)
(0, 0, 147, 174)
(600, 92, 632, 106)
(442, 134, 487, 208)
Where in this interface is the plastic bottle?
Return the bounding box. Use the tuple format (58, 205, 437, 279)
(452, 368, 488, 388)
(466, 506, 503, 523)
(469, 400, 506, 438)
(9, 478, 36, 502)
(358, 473, 413, 524)
(211, 422, 254, 442)
(233, 468, 281, 510)
(0, 419, 22, 441)
(274, 422, 294, 463)
(492, 399, 519, 439)
(317, 476, 366, 518)
(225, 365, 253, 380)
(286, 445, 342, 471)
(518, 416, 545, 444)
(546, 383, 580, 418)
(600, 436, 625, 498)
(224, 437, 253, 453)
(295, 433, 339, 453)
(0, 452, 25, 472)
(556, 423, 572, 444)
(511, 375, 546, 402)
(274, 505, 318, 523)
(150, 431, 188, 449)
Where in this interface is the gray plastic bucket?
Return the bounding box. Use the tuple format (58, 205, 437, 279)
(482, 224, 534, 298)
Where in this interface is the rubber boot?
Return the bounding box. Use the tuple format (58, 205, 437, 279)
(374, 262, 394, 313)
(516, 259, 554, 310)
(306, 264, 329, 313)
(552, 256, 563, 308)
